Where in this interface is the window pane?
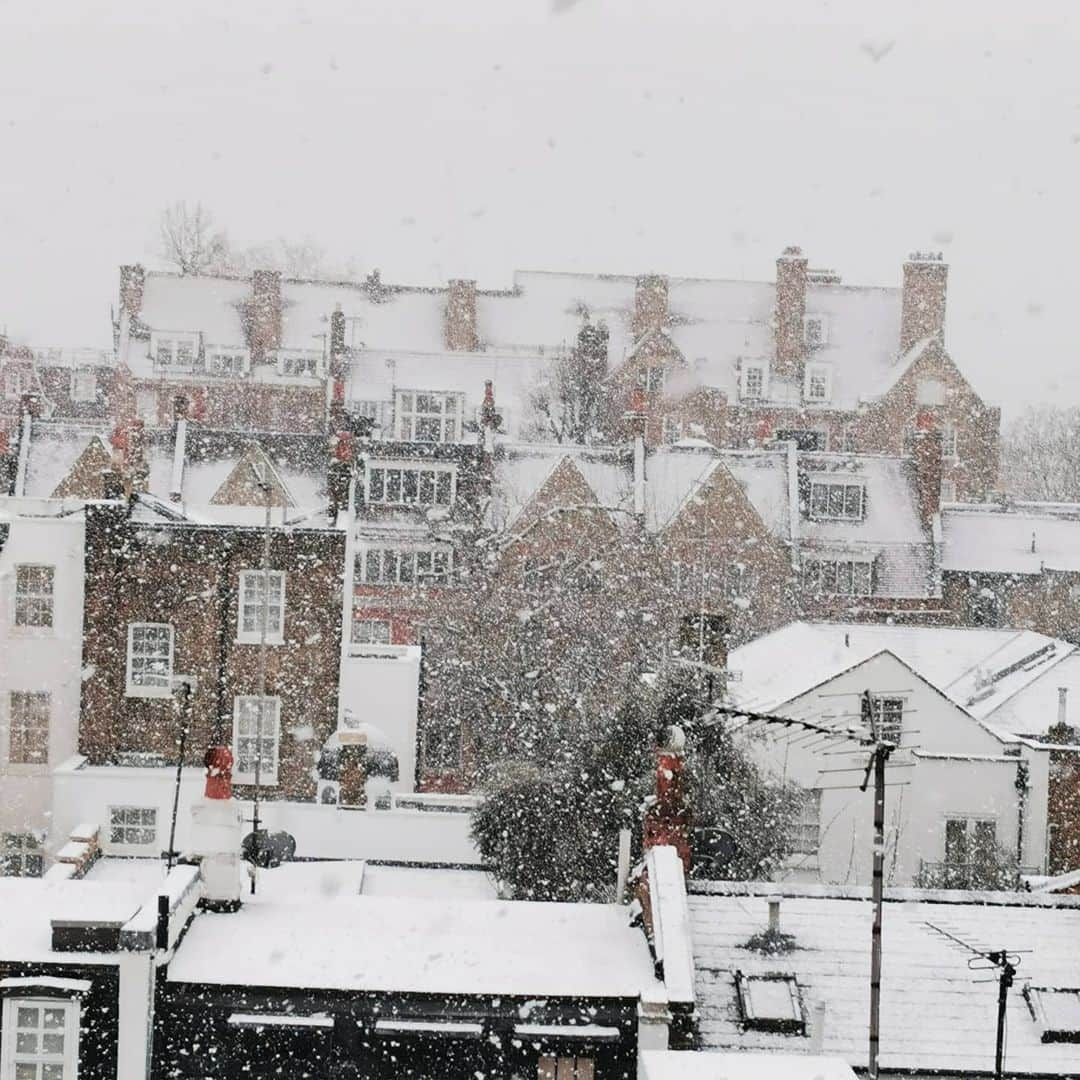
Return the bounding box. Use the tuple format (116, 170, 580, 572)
(385, 470, 402, 501)
(418, 471, 435, 503)
(844, 486, 862, 517)
(436, 472, 452, 504)
(368, 468, 385, 501)
(828, 485, 845, 516)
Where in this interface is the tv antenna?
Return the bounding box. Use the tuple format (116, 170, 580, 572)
(924, 921, 1027, 1080)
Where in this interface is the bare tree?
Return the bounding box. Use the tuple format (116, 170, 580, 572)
(1001, 405, 1080, 500)
(158, 201, 234, 275)
(524, 321, 610, 443)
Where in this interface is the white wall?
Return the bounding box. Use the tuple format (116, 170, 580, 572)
(51, 760, 480, 864)
(741, 651, 1049, 886)
(339, 647, 421, 792)
(0, 506, 85, 853)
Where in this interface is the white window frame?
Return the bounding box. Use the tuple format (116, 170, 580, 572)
(107, 805, 158, 851)
(277, 350, 321, 379)
(803, 362, 832, 403)
(69, 368, 97, 402)
(808, 480, 865, 521)
(357, 545, 453, 586)
(803, 313, 828, 349)
(395, 391, 464, 443)
(237, 571, 286, 645)
(13, 565, 54, 630)
(352, 400, 391, 437)
(644, 365, 666, 393)
(365, 462, 457, 507)
(232, 696, 281, 785)
(801, 556, 874, 596)
(351, 618, 392, 645)
(7, 691, 50, 766)
(0, 996, 80, 1077)
(740, 361, 768, 402)
(206, 347, 250, 377)
(125, 623, 175, 698)
(662, 418, 683, 445)
(0, 832, 44, 877)
(150, 331, 200, 372)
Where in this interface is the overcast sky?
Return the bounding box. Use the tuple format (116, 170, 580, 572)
(2, 0, 1079, 416)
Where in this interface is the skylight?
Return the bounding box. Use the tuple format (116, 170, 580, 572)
(1026, 987, 1080, 1043)
(735, 971, 806, 1034)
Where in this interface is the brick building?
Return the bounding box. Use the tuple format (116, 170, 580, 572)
(71, 415, 345, 809)
(109, 249, 1000, 507)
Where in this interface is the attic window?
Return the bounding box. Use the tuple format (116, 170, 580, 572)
(70, 368, 97, 402)
(278, 351, 321, 378)
(809, 480, 865, 521)
(151, 333, 198, 371)
(735, 972, 806, 1034)
(1026, 987, 1080, 1042)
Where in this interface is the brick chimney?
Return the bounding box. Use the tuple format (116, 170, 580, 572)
(119, 264, 145, 320)
(632, 274, 669, 340)
(248, 269, 283, 362)
(911, 407, 943, 530)
(900, 252, 948, 353)
(445, 280, 479, 352)
(480, 379, 500, 453)
(774, 246, 808, 378)
(643, 725, 692, 870)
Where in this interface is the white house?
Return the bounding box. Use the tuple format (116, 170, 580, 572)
(723, 622, 1074, 886)
(0, 497, 86, 877)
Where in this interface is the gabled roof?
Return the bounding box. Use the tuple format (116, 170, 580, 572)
(688, 881, 1080, 1076)
(50, 435, 112, 499)
(727, 621, 1074, 719)
(209, 443, 296, 508)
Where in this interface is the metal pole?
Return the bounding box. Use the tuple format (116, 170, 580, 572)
(166, 681, 192, 870)
(869, 744, 886, 1079)
(250, 467, 272, 893)
(992, 950, 1015, 1080)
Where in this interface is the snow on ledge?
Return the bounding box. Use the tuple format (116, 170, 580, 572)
(228, 1013, 334, 1029)
(375, 1019, 484, 1037)
(515, 1023, 621, 1042)
(0, 976, 92, 994)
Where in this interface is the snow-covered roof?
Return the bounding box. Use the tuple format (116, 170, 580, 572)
(488, 444, 633, 532)
(727, 621, 1074, 720)
(0, 879, 145, 963)
(977, 651, 1080, 740)
(131, 265, 915, 412)
(942, 504, 1080, 575)
(168, 894, 660, 999)
(640, 1051, 857, 1080)
(688, 882, 1080, 1076)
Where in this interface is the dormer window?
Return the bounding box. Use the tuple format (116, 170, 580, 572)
(804, 314, 828, 349)
(741, 361, 768, 402)
(207, 348, 249, 377)
(278, 351, 321, 378)
(804, 363, 831, 403)
(151, 332, 199, 371)
(809, 480, 864, 521)
(396, 391, 464, 443)
(644, 365, 666, 393)
(1025, 987, 1080, 1042)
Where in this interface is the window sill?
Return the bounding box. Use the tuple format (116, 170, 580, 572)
(235, 636, 285, 647)
(125, 685, 174, 699)
(233, 775, 279, 787)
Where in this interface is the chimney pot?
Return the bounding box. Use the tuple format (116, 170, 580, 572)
(810, 1001, 826, 1052)
(1058, 687, 1068, 728)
